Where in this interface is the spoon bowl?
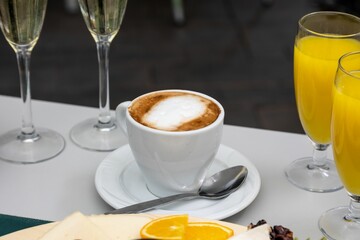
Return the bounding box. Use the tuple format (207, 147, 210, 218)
(199, 165, 248, 199)
(106, 165, 248, 214)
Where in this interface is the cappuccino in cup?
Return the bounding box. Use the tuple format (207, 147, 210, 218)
(128, 91, 221, 132)
(116, 90, 224, 197)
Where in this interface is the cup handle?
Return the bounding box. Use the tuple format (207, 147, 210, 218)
(116, 101, 131, 136)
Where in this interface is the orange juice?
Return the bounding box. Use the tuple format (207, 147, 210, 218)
(332, 73, 360, 195)
(294, 36, 360, 144)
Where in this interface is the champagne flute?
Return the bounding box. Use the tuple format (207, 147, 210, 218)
(285, 11, 360, 192)
(71, 0, 127, 151)
(319, 51, 360, 240)
(0, 0, 65, 164)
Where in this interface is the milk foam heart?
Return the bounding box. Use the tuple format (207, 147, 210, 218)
(128, 91, 221, 131)
(143, 95, 206, 131)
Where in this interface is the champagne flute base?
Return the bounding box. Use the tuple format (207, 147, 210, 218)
(0, 127, 65, 164)
(70, 117, 126, 152)
(285, 157, 343, 192)
(319, 206, 360, 240)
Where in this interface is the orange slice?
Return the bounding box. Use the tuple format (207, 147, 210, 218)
(184, 222, 234, 240)
(140, 215, 188, 239)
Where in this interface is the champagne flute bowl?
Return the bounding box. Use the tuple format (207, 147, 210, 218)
(0, 0, 65, 164)
(285, 11, 360, 192)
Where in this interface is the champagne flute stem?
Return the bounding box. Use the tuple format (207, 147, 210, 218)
(96, 39, 112, 126)
(309, 143, 329, 170)
(346, 196, 360, 222)
(16, 46, 38, 141)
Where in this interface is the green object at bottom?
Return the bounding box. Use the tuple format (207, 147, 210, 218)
(0, 214, 51, 237)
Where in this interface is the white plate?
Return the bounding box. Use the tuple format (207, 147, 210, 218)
(95, 144, 261, 220)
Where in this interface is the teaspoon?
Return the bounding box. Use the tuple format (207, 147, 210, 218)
(105, 165, 248, 215)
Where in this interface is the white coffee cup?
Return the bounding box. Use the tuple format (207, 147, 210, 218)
(116, 89, 224, 197)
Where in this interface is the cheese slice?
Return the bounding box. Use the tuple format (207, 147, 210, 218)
(228, 224, 271, 240)
(89, 214, 153, 240)
(38, 212, 114, 240)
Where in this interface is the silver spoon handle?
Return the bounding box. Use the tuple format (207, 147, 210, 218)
(105, 192, 199, 215)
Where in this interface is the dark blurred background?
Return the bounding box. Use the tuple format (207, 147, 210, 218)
(0, 0, 358, 133)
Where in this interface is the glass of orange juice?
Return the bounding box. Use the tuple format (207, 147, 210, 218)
(285, 12, 360, 192)
(319, 51, 360, 239)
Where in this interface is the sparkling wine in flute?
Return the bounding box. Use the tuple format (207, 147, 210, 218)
(78, 0, 126, 39)
(71, 0, 128, 151)
(0, 0, 65, 164)
(0, 0, 47, 49)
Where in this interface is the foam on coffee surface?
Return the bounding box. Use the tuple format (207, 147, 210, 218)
(144, 95, 207, 131)
(129, 92, 221, 131)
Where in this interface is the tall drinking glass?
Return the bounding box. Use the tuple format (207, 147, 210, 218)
(0, 0, 65, 164)
(319, 51, 360, 240)
(70, 0, 127, 151)
(285, 12, 360, 192)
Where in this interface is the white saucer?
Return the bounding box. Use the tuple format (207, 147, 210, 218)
(95, 144, 261, 220)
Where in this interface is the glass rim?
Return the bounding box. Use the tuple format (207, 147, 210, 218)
(299, 11, 360, 39)
(338, 51, 360, 80)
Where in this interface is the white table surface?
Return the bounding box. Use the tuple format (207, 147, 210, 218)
(0, 95, 348, 239)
